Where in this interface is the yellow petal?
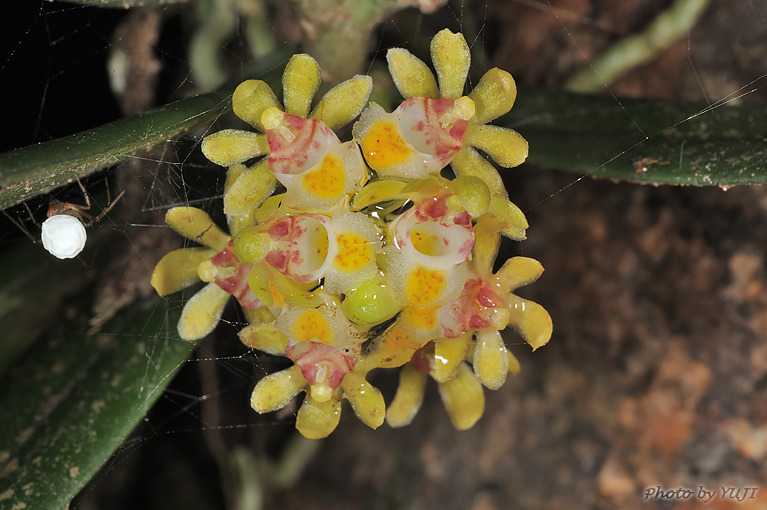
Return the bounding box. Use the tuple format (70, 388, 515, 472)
(506, 294, 553, 351)
(341, 372, 385, 429)
(386, 363, 428, 428)
(248, 304, 278, 324)
(438, 363, 485, 430)
(465, 124, 528, 168)
(450, 146, 506, 198)
(282, 54, 321, 118)
(254, 194, 283, 224)
(232, 79, 281, 131)
(268, 269, 324, 308)
(494, 257, 544, 294)
(238, 321, 289, 355)
(177, 282, 230, 340)
(329, 214, 380, 279)
(350, 179, 408, 210)
(250, 365, 305, 413)
(430, 29, 470, 99)
(471, 215, 502, 277)
(295, 396, 341, 439)
(223, 159, 277, 216)
(473, 330, 508, 390)
(508, 350, 521, 375)
(356, 116, 416, 176)
(201, 129, 269, 167)
(432, 333, 471, 383)
(310, 75, 373, 130)
(297, 152, 350, 203)
(487, 195, 528, 241)
(469, 68, 517, 124)
(289, 308, 335, 345)
(150, 247, 215, 296)
(386, 48, 439, 99)
(165, 207, 231, 251)
(224, 164, 256, 235)
(246, 263, 274, 306)
(399, 304, 440, 334)
(450, 175, 491, 217)
(356, 325, 423, 371)
(241, 306, 263, 325)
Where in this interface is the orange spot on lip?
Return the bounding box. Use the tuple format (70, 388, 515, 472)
(292, 309, 333, 344)
(403, 304, 440, 330)
(405, 266, 446, 304)
(301, 154, 346, 199)
(333, 232, 373, 272)
(361, 121, 412, 169)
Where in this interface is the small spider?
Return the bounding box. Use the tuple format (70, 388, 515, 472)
(633, 157, 670, 174)
(3, 177, 124, 260)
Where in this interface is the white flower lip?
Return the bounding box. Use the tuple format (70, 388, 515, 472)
(41, 215, 87, 259)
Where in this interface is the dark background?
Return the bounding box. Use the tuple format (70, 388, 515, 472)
(2, 1, 765, 509)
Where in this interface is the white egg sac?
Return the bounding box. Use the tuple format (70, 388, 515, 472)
(41, 215, 87, 259)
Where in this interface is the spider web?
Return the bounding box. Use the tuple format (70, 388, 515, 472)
(1, 1, 766, 509)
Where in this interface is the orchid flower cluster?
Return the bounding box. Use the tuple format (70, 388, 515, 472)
(151, 30, 552, 439)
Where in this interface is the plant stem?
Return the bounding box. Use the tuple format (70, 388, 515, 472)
(289, 0, 447, 83)
(565, 0, 712, 93)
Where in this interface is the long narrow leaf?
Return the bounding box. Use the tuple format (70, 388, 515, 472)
(522, 129, 765, 186)
(0, 293, 197, 510)
(0, 243, 89, 376)
(0, 47, 294, 210)
(506, 88, 767, 186)
(0, 94, 230, 210)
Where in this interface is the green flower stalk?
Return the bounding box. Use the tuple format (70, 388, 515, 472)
(151, 30, 552, 438)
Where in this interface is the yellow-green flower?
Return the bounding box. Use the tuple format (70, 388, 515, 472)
(385, 190, 473, 307)
(244, 292, 384, 439)
(232, 209, 382, 295)
(261, 107, 368, 211)
(384, 28, 528, 197)
(386, 357, 487, 431)
(250, 364, 385, 439)
(383, 202, 552, 430)
(201, 53, 373, 216)
(150, 28, 552, 438)
(471, 214, 554, 350)
(150, 207, 264, 340)
(352, 96, 475, 179)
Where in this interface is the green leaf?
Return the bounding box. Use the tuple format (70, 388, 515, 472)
(0, 289, 197, 509)
(0, 47, 294, 211)
(0, 93, 230, 210)
(505, 88, 767, 186)
(0, 243, 88, 376)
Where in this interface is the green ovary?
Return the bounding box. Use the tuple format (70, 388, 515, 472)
(342, 275, 402, 325)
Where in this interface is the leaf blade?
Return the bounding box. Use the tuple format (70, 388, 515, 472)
(0, 294, 197, 510)
(0, 47, 295, 210)
(505, 89, 767, 186)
